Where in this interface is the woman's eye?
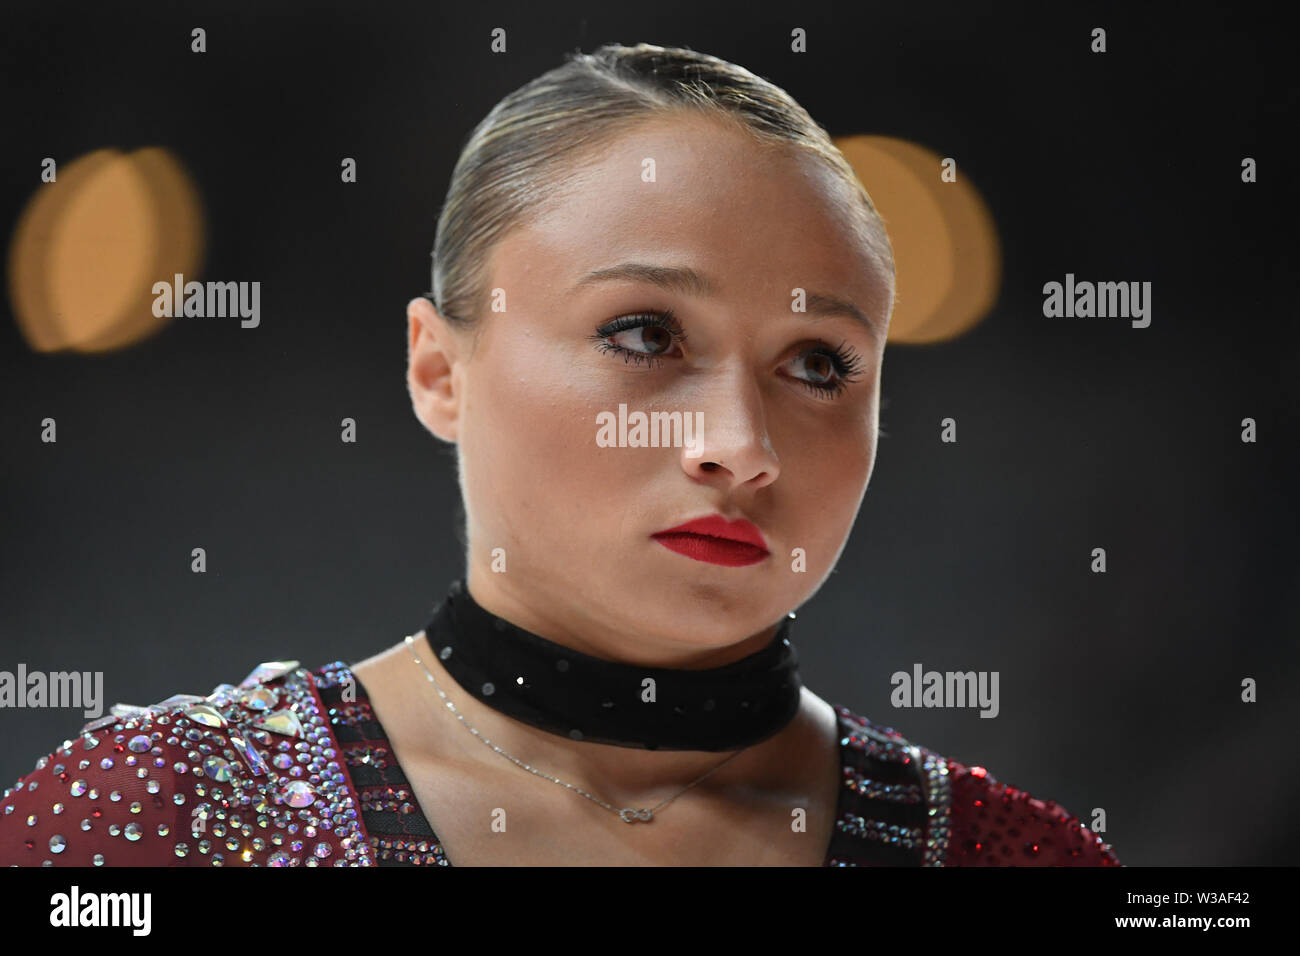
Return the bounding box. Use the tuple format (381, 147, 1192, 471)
(610, 325, 677, 356)
(589, 310, 864, 398)
(785, 344, 865, 399)
(789, 351, 836, 386)
(588, 310, 686, 368)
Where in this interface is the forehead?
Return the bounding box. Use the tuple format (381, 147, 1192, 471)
(489, 113, 892, 321)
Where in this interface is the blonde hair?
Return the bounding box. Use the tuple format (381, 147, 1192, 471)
(428, 42, 893, 331)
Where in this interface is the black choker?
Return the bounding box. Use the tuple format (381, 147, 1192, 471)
(420, 580, 803, 752)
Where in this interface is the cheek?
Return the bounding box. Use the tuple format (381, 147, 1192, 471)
(784, 406, 875, 480)
(781, 415, 875, 526)
(463, 341, 635, 517)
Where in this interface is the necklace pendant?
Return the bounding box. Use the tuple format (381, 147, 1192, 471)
(619, 807, 654, 823)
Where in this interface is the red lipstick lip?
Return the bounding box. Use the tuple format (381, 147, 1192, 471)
(651, 514, 769, 551)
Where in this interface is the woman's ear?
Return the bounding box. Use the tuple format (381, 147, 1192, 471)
(407, 295, 464, 444)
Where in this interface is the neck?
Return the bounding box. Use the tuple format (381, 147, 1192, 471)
(406, 573, 806, 797)
(407, 629, 812, 802)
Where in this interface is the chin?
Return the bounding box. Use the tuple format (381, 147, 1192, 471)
(650, 588, 780, 635)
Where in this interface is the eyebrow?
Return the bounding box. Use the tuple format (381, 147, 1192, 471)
(573, 262, 882, 342)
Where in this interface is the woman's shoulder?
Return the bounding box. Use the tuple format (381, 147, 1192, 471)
(0, 659, 376, 868)
(831, 704, 1121, 867)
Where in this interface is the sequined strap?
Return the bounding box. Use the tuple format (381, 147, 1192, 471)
(918, 746, 953, 865)
(824, 707, 944, 867)
(308, 667, 963, 868)
(316, 662, 451, 866)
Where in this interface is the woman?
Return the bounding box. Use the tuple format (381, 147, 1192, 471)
(0, 43, 1119, 867)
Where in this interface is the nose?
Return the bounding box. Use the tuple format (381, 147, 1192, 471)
(680, 365, 780, 492)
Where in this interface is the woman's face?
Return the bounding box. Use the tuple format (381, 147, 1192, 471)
(409, 111, 894, 666)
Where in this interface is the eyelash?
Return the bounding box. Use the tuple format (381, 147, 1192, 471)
(587, 308, 866, 399)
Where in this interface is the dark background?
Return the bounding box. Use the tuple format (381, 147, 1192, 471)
(1, 1, 1295, 866)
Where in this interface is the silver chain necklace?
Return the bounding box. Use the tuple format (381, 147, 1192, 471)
(403, 634, 746, 823)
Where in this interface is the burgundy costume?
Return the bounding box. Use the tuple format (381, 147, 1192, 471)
(1, 656, 1119, 867)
